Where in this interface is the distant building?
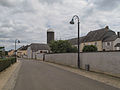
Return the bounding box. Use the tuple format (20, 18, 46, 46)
(47, 29, 54, 44)
(17, 45, 29, 58)
(8, 49, 15, 57)
(27, 43, 50, 59)
(68, 26, 120, 52)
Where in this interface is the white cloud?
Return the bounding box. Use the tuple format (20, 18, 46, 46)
(0, 0, 120, 50)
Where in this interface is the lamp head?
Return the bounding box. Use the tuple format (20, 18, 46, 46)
(18, 40, 20, 43)
(70, 18, 74, 24)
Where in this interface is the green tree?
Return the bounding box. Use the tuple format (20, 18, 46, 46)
(0, 47, 5, 58)
(49, 40, 77, 53)
(5, 51, 8, 56)
(82, 45, 97, 52)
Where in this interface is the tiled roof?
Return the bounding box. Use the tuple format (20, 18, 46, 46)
(83, 26, 116, 42)
(18, 45, 30, 50)
(30, 43, 50, 52)
(103, 35, 117, 42)
(68, 36, 85, 45)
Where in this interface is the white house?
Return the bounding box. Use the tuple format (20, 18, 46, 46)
(102, 32, 120, 51)
(27, 43, 50, 59)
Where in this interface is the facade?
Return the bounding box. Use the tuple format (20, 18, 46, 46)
(47, 29, 54, 44)
(8, 49, 15, 56)
(17, 45, 29, 58)
(27, 43, 50, 59)
(102, 33, 120, 51)
(69, 26, 120, 52)
(17, 50, 27, 58)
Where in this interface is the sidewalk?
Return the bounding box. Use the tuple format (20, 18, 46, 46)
(0, 60, 21, 90)
(44, 61, 120, 89)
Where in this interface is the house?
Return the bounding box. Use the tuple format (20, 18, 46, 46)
(68, 26, 120, 52)
(27, 43, 50, 59)
(17, 45, 29, 58)
(102, 32, 120, 51)
(8, 49, 15, 57)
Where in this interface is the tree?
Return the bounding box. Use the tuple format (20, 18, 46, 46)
(0, 47, 5, 58)
(82, 45, 97, 52)
(5, 51, 8, 56)
(49, 40, 77, 53)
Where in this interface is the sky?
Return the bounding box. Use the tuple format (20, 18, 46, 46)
(0, 0, 120, 50)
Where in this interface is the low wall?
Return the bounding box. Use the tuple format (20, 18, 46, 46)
(45, 52, 120, 78)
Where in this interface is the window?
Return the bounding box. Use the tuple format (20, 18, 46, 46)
(106, 42, 111, 46)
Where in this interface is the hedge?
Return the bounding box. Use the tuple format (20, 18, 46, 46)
(0, 58, 16, 72)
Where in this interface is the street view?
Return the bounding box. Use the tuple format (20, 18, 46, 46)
(0, 0, 120, 90)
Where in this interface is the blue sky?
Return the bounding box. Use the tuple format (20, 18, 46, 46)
(0, 0, 120, 50)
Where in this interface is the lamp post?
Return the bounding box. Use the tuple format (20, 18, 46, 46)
(15, 39, 20, 61)
(70, 15, 80, 68)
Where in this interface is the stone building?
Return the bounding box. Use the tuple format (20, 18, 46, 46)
(8, 49, 15, 57)
(27, 28, 54, 59)
(17, 45, 29, 58)
(27, 43, 50, 59)
(69, 26, 120, 52)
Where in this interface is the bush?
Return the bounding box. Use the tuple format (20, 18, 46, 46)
(0, 58, 16, 72)
(82, 45, 97, 52)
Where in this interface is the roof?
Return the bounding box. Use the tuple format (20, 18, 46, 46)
(68, 36, 85, 45)
(115, 43, 120, 47)
(30, 43, 50, 52)
(83, 26, 116, 42)
(103, 35, 117, 42)
(8, 49, 14, 52)
(18, 45, 30, 50)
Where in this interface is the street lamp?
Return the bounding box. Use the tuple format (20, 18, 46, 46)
(15, 39, 20, 61)
(70, 15, 80, 68)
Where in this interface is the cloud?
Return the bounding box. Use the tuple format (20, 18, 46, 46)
(0, 0, 120, 50)
(39, 0, 62, 4)
(93, 0, 120, 11)
(0, 0, 23, 7)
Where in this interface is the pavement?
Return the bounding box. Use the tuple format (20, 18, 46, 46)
(13, 59, 120, 90)
(45, 61, 120, 89)
(0, 60, 21, 90)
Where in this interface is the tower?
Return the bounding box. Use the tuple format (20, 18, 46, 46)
(47, 29, 54, 44)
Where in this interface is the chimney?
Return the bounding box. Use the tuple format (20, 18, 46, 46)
(117, 32, 120, 38)
(105, 26, 109, 29)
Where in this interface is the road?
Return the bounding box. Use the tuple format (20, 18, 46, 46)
(14, 59, 119, 90)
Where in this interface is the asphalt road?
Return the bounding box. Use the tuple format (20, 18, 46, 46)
(14, 59, 119, 90)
